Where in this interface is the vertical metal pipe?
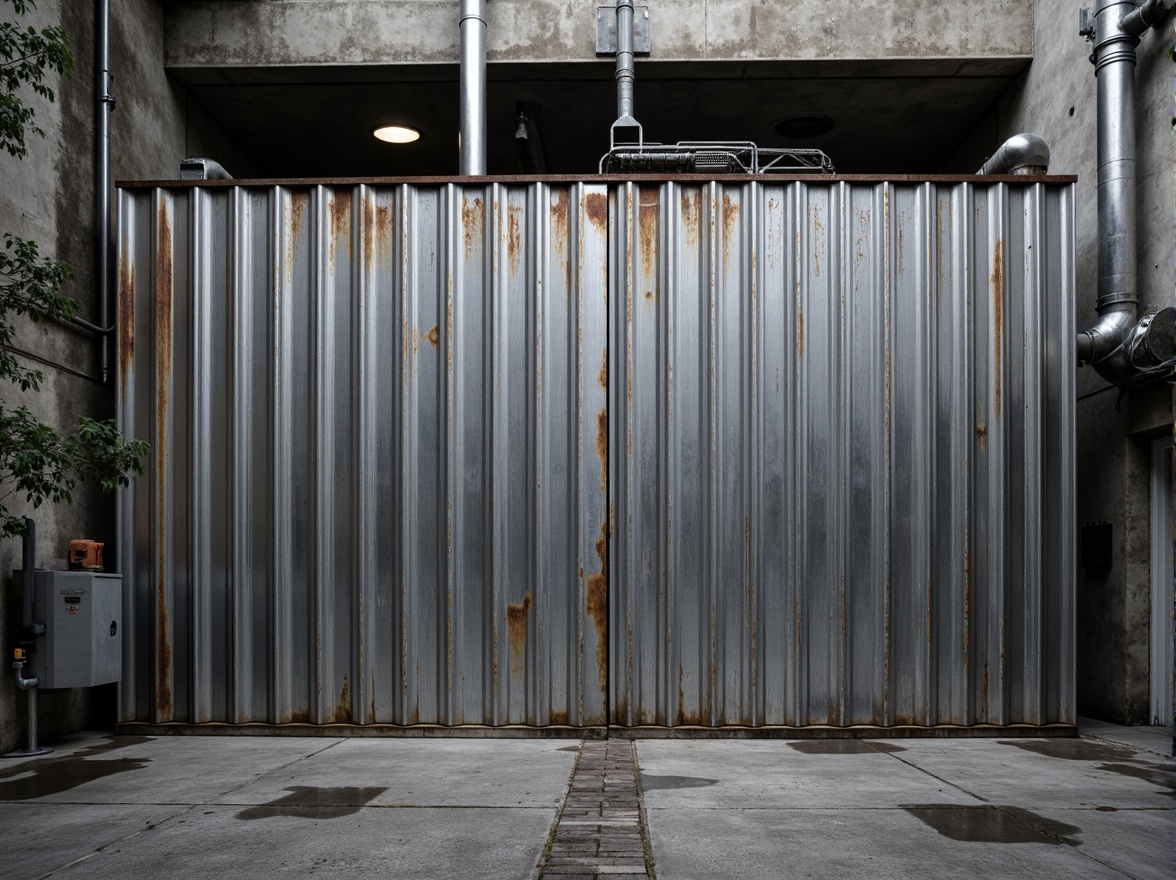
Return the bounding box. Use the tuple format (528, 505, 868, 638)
(459, 0, 487, 175)
(615, 0, 635, 120)
(21, 517, 34, 630)
(26, 687, 39, 751)
(96, 0, 113, 383)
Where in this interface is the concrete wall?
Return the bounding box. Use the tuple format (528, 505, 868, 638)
(0, 0, 258, 754)
(948, 0, 1175, 723)
(164, 0, 1032, 67)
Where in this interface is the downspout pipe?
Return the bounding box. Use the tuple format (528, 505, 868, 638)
(62, 1, 116, 374)
(1078, 0, 1176, 380)
(976, 133, 1050, 175)
(459, 0, 487, 175)
(86, 0, 115, 383)
(611, 0, 641, 147)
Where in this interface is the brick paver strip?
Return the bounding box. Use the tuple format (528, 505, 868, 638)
(538, 739, 655, 879)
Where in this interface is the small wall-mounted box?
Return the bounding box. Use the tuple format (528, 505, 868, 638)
(21, 571, 122, 689)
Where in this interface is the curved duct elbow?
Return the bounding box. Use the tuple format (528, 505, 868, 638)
(180, 158, 233, 180)
(1082, 306, 1176, 385)
(977, 133, 1050, 175)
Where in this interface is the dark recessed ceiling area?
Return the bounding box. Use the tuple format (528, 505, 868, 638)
(173, 62, 1018, 178)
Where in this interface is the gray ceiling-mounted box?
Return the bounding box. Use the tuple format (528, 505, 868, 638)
(27, 571, 123, 689)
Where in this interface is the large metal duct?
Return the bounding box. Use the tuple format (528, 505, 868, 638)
(977, 133, 1050, 175)
(1078, 0, 1176, 384)
(459, 0, 487, 175)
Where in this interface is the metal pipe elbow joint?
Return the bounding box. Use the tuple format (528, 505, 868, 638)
(13, 659, 38, 691)
(977, 133, 1050, 175)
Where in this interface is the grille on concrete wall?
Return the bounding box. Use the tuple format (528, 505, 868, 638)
(117, 176, 1075, 731)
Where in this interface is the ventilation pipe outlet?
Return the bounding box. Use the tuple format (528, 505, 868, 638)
(459, 0, 487, 175)
(1077, 0, 1176, 384)
(611, 0, 642, 148)
(976, 133, 1050, 175)
(179, 158, 233, 180)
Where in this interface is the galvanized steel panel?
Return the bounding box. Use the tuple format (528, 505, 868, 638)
(608, 180, 1075, 728)
(118, 182, 610, 727)
(119, 177, 1074, 731)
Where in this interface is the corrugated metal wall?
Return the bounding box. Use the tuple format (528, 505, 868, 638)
(118, 177, 1075, 731)
(117, 182, 610, 726)
(609, 180, 1074, 728)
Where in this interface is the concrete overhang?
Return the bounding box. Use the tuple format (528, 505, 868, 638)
(162, 1, 1034, 176)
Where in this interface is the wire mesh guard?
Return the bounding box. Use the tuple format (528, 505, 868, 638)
(600, 141, 835, 174)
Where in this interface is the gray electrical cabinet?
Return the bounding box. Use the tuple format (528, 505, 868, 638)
(23, 571, 123, 689)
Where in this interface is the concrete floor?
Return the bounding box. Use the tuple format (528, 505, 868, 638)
(0, 722, 1171, 880)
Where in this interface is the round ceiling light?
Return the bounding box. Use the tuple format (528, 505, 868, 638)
(774, 115, 836, 139)
(373, 125, 421, 144)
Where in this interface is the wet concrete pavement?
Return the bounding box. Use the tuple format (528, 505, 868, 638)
(0, 721, 1170, 879)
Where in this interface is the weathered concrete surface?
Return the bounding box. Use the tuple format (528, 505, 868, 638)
(164, 0, 1033, 67)
(2, 729, 1172, 880)
(0, 733, 575, 880)
(0, 0, 258, 755)
(949, 0, 1175, 726)
(639, 735, 1175, 880)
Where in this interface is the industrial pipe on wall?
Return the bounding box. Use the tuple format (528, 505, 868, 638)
(459, 0, 487, 175)
(1078, 0, 1176, 382)
(977, 133, 1050, 175)
(611, 0, 641, 146)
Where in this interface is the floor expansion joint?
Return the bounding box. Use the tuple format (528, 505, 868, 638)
(539, 739, 654, 879)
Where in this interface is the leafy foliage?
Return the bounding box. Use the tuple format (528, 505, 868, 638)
(1, 0, 147, 540)
(0, 0, 72, 159)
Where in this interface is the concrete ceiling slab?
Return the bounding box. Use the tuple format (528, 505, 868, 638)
(174, 61, 1022, 176)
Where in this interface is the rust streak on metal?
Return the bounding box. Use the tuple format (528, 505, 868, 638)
(507, 203, 522, 277)
(548, 709, 569, 726)
(812, 206, 824, 277)
(584, 192, 607, 231)
(462, 195, 484, 259)
(426, 325, 440, 349)
(797, 307, 805, 358)
(506, 595, 532, 679)
(681, 189, 701, 250)
(337, 673, 353, 724)
(639, 191, 658, 278)
(722, 194, 739, 263)
(328, 190, 353, 265)
(597, 348, 607, 390)
(990, 238, 1003, 414)
(587, 520, 609, 697)
(595, 408, 608, 493)
(118, 256, 135, 394)
(552, 189, 569, 251)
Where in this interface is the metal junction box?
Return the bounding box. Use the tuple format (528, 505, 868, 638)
(26, 571, 123, 689)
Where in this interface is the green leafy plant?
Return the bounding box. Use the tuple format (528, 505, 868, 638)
(0, 0, 147, 539)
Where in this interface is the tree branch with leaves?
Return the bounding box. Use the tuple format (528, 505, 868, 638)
(1, 0, 147, 540)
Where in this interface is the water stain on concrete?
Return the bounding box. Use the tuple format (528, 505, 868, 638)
(788, 740, 906, 755)
(902, 804, 1081, 845)
(640, 774, 719, 791)
(0, 736, 154, 801)
(236, 785, 387, 820)
(1096, 763, 1176, 799)
(997, 740, 1136, 762)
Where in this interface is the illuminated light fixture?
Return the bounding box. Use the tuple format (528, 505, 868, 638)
(373, 124, 421, 144)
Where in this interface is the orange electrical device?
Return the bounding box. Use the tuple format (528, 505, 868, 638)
(68, 539, 104, 572)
